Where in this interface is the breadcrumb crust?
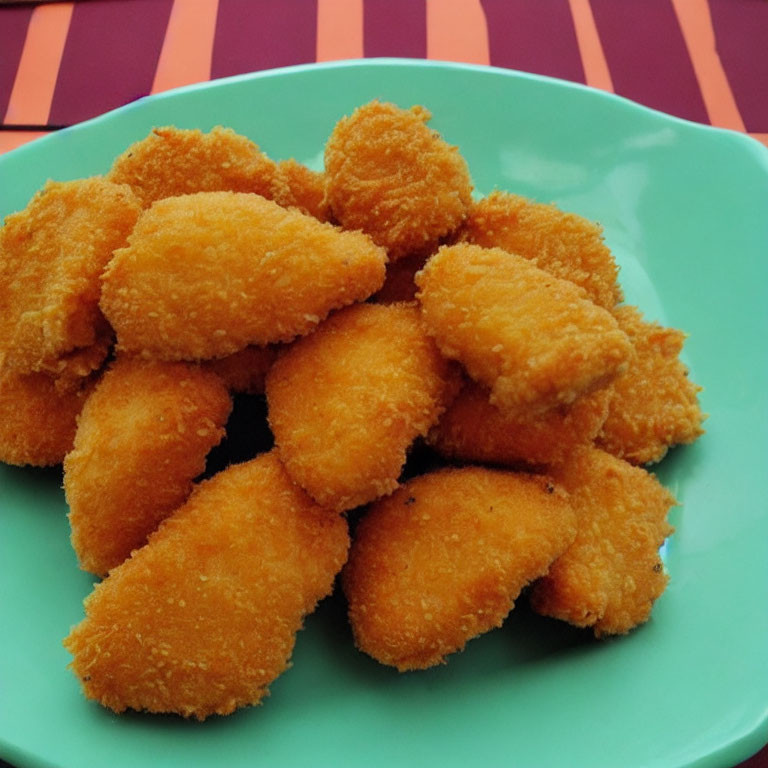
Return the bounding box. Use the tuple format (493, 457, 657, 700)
(64, 453, 349, 719)
(108, 126, 277, 207)
(0, 369, 94, 466)
(267, 302, 460, 512)
(343, 467, 576, 670)
(463, 191, 622, 309)
(325, 101, 472, 260)
(428, 378, 612, 467)
(0, 177, 140, 379)
(530, 447, 676, 636)
(597, 305, 705, 464)
(416, 243, 632, 415)
(100, 191, 387, 360)
(65, 357, 232, 576)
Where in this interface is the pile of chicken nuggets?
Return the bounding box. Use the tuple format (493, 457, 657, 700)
(0, 100, 705, 720)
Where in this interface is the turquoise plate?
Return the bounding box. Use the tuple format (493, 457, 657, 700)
(1, 60, 767, 768)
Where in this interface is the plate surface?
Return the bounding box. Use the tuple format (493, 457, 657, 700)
(1, 59, 767, 768)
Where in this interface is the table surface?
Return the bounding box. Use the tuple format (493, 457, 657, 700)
(0, 1, 766, 767)
(0, 0, 766, 155)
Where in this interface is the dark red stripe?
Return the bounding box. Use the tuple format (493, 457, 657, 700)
(212, 0, 317, 80)
(363, 0, 427, 58)
(49, 0, 173, 126)
(0, 6, 34, 122)
(708, 0, 768, 133)
(590, 0, 709, 123)
(480, 0, 584, 83)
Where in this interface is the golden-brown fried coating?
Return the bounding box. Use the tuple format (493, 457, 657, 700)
(270, 159, 330, 221)
(597, 305, 705, 464)
(266, 302, 460, 512)
(0, 369, 95, 466)
(529, 446, 675, 636)
(64, 357, 232, 576)
(428, 378, 612, 467)
(463, 191, 622, 309)
(343, 467, 576, 671)
(64, 452, 349, 719)
(100, 191, 387, 361)
(324, 101, 473, 260)
(202, 344, 277, 395)
(0, 177, 140, 378)
(44, 326, 113, 394)
(415, 244, 632, 415)
(107, 126, 277, 207)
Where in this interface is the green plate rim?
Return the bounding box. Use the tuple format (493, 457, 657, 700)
(2, 58, 767, 172)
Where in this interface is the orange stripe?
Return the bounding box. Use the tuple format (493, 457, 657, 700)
(0, 131, 48, 155)
(316, 0, 364, 61)
(750, 133, 768, 150)
(568, 0, 613, 92)
(151, 0, 219, 94)
(426, 0, 490, 66)
(671, 0, 745, 132)
(3, 3, 74, 126)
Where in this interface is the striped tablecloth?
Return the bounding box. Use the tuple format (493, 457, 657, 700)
(0, 0, 766, 156)
(0, 2, 766, 767)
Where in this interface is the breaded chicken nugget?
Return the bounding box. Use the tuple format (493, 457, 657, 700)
(64, 452, 349, 719)
(463, 192, 622, 309)
(0, 369, 94, 466)
(529, 446, 676, 636)
(100, 192, 387, 360)
(343, 467, 576, 671)
(324, 101, 473, 260)
(0, 177, 140, 378)
(43, 326, 113, 393)
(270, 159, 330, 221)
(202, 344, 277, 395)
(415, 244, 632, 415)
(107, 126, 277, 207)
(267, 303, 460, 512)
(65, 357, 231, 576)
(597, 305, 705, 464)
(428, 379, 612, 467)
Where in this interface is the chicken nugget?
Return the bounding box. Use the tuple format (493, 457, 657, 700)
(100, 191, 387, 360)
(343, 467, 576, 670)
(64, 357, 231, 576)
(0, 369, 95, 466)
(266, 302, 460, 512)
(597, 305, 705, 464)
(202, 344, 277, 395)
(324, 101, 473, 260)
(270, 159, 330, 221)
(428, 379, 612, 467)
(44, 325, 113, 394)
(529, 446, 676, 636)
(415, 244, 632, 415)
(107, 126, 277, 207)
(64, 452, 349, 719)
(0, 177, 140, 378)
(463, 191, 622, 309)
